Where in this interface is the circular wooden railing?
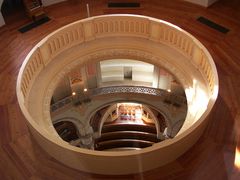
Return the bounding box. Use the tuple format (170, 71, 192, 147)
(16, 14, 218, 175)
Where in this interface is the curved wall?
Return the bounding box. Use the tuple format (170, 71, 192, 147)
(42, 0, 66, 6)
(16, 14, 218, 174)
(0, 0, 5, 27)
(185, 0, 218, 7)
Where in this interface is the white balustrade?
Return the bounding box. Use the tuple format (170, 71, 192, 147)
(17, 15, 218, 175)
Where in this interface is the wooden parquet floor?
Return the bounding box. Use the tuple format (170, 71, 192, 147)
(0, 0, 240, 179)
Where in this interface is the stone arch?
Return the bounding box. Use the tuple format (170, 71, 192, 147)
(53, 119, 80, 142)
(169, 119, 185, 137)
(53, 117, 85, 136)
(97, 104, 117, 132)
(87, 99, 173, 138)
(142, 105, 162, 139)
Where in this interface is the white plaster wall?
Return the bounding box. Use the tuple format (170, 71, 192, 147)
(0, 12, 4, 27)
(184, 0, 208, 7)
(185, 0, 219, 7)
(52, 76, 71, 102)
(42, 0, 66, 6)
(0, 0, 5, 27)
(208, 0, 218, 6)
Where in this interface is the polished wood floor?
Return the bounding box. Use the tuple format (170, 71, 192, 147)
(1, 0, 240, 179)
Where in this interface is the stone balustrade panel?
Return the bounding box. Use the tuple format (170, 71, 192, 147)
(158, 24, 194, 59)
(21, 48, 44, 98)
(20, 16, 216, 101)
(93, 16, 150, 38)
(43, 23, 85, 64)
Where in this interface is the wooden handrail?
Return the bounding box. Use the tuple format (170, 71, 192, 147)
(101, 124, 157, 134)
(95, 139, 154, 151)
(95, 131, 160, 143)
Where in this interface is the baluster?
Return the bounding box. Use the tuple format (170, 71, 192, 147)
(185, 40, 189, 54)
(99, 22, 103, 33)
(60, 35, 65, 47)
(51, 40, 56, 53)
(24, 71, 29, 85)
(169, 31, 173, 43)
(166, 29, 170, 42)
(78, 27, 83, 39)
(56, 37, 62, 50)
(189, 42, 194, 57)
(29, 63, 34, 76)
(31, 58, 36, 72)
(53, 39, 58, 52)
(162, 28, 166, 41)
(65, 33, 69, 44)
(177, 34, 182, 47)
(172, 32, 177, 44)
(94, 23, 98, 34)
(125, 21, 129, 32)
(69, 31, 74, 42)
(141, 22, 144, 33)
(114, 21, 119, 32)
(48, 43, 53, 55)
(130, 21, 134, 33)
(120, 21, 124, 32)
(136, 21, 139, 33)
(104, 22, 108, 33)
(109, 21, 113, 32)
(21, 80, 27, 94)
(74, 30, 78, 40)
(181, 37, 186, 51)
(26, 68, 31, 81)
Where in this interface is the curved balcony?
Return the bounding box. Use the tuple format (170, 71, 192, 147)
(50, 85, 187, 113)
(51, 85, 187, 139)
(16, 14, 218, 175)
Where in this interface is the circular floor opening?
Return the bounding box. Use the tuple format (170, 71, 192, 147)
(50, 59, 187, 151)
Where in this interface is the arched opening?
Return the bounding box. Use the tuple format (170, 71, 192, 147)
(91, 102, 166, 151)
(49, 58, 187, 151)
(53, 121, 79, 142)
